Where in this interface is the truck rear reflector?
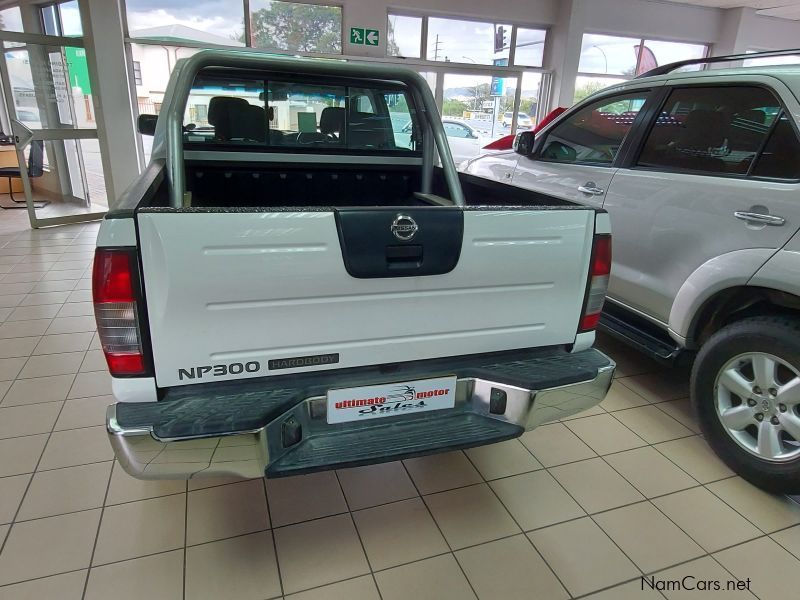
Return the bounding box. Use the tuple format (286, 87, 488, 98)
(92, 249, 146, 376)
(579, 235, 611, 332)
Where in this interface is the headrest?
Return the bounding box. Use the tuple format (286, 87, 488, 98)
(320, 107, 345, 135)
(678, 109, 727, 149)
(207, 96, 249, 125)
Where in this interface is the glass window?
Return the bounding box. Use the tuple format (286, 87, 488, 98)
(514, 28, 546, 67)
(540, 92, 649, 165)
(636, 40, 706, 75)
(579, 34, 640, 76)
(59, 1, 83, 37)
(750, 114, 800, 180)
(743, 51, 800, 67)
(183, 72, 418, 153)
(387, 14, 422, 58)
(125, 0, 245, 45)
(0, 7, 23, 33)
(574, 75, 627, 104)
(427, 17, 511, 65)
(638, 86, 781, 176)
(133, 61, 142, 85)
(249, 1, 342, 54)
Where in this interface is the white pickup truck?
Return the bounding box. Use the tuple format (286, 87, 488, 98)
(97, 50, 614, 480)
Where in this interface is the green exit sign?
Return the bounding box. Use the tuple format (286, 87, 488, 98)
(350, 27, 379, 46)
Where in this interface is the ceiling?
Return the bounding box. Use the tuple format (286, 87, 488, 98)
(665, 0, 800, 19)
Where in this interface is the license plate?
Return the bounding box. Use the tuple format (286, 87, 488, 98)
(326, 375, 457, 424)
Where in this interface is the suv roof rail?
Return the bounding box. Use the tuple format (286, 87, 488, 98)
(636, 48, 800, 78)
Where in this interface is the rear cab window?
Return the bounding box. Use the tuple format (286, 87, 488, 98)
(182, 71, 420, 154)
(635, 85, 800, 178)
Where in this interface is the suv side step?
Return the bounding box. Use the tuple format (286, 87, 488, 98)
(599, 310, 683, 365)
(267, 413, 521, 477)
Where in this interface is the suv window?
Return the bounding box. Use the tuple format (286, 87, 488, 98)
(637, 86, 781, 176)
(750, 113, 800, 180)
(539, 92, 648, 165)
(183, 71, 419, 153)
(444, 122, 472, 139)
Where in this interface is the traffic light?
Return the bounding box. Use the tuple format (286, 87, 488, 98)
(494, 25, 508, 52)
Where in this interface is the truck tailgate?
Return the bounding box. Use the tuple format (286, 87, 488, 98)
(136, 207, 594, 388)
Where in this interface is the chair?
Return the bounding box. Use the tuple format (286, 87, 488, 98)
(0, 139, 44, 203)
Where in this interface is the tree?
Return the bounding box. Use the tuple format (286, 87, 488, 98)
(465, 83, 491, 112)
(573, 80, 607, 104)
(249, 2, 342, 54)
(442, 99, 468, 117)
(386, 18, 401, 56)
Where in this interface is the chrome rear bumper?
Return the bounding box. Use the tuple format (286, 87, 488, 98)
(107, 352, 614, 480)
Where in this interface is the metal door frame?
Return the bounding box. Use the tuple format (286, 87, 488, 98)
(0, 29, 106, 228)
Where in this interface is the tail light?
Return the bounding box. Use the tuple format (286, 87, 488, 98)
(92, 248, 146, 376)
(579, 235, 611, 332)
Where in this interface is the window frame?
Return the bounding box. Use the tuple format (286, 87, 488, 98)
(626, 82, 800, 184)
(531, 88, 655, 168)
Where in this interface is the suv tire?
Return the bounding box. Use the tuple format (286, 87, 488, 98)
(692, 316, 800, 493)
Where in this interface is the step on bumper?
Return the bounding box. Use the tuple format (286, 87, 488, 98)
(107, 349, 614, 480)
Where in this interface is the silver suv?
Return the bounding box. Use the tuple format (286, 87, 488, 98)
(463, 49, 800, 493)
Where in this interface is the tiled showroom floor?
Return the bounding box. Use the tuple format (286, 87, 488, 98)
(2, 212, 800, 600)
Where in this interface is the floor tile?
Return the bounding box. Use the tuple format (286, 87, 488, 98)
(39, 425, 113, 470)
(424, 483, 519, 549)
(375, 554, 476, 600)
(19, 351, 84, 378)
(652, 556, 757, 599)
(0, 569, 86, 600)
(33, 331, 94, 355)
(0, 336, 38, 359)
(519, 422, 596, 467)
(0, 357, 25, 381)
(187, 479, 269, 545)
(456, 534, 568, 600)
(0, 294, 25, 309)
(68, 371, 111, 398)
(185, 531, 281, 600)
(106, 462, 186, 505)
(285, 575, 380, 600)
(707, 476, 800, 533)
(19, 291, 71, 306)
(274, 513, 369, 595)
(336, 461, 418, 510)
(581, 580, 664, 599)
(715, 537, 800, 600)
(653, 487, 762, 552)
(489, 469, 584, 531)
(550, 457, 644, 514)
(463, 439, 542, 480)
(0, 508, 100, 585)
(771, 523, 800, 559)
(655, 436, 735, 484)
(656, 397, 701, 433)
(403, 451, 482, 495)
(614, 405, 694, 444)
(599, 380, 651, 412)
(0, 373, 75, 406)
(45, 315, 96, 335)
(605, 446, 698, 498)
(54, 395, 112, 431)
(17, 461, 111, 521)
(619, 371, 689, 403)
(266, 471, 347, 527)
(80, 349, 107, 372)
(595, 501, 704, 572)
(8, 303, 61, 322)
(93, 494, 186, 565)
(529, 517, 640, 597)
(0, 434, 48, 477)
(0, 319, 51, 339)
(565, 413, 647, 455)
(0, 473, 30, 524)
(85, 550, 183, 600)
(353, 497, 448, 570)
(57, 301, 95, 318)
(0, 401, 62, 439)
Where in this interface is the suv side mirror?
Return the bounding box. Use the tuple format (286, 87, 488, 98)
(138, 114, 157, 136)
(514, 130, 535, 156)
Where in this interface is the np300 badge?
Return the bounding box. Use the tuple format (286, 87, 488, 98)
(390, 214, 418, 241)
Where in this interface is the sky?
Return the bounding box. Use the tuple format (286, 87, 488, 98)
(126, 0, 245, 38)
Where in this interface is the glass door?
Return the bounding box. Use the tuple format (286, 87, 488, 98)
(0, 30, 106, 227)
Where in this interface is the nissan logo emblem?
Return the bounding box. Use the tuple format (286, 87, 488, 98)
(391, 214, 418, 241)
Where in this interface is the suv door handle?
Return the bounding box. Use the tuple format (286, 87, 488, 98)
(734, 211, 786, 226)
(578, 183, 604, 196)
